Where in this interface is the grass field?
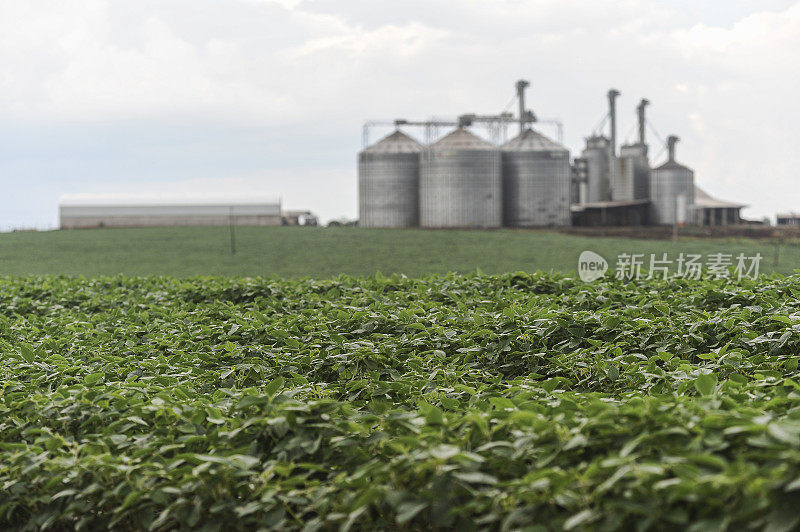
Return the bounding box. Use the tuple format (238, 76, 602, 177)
(4, 273, 800, 529)
(0, 226, 798, 277)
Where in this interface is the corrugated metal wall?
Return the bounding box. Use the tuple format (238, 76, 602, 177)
(581, 136, 610, 203)
(59, 203, 282, 229)
(650, 162, 695, 225)
(420, 129, 502, 228)
(614, 144, 650, 202)
(358, 130, 422, 227)
(501, 129, 571, 226)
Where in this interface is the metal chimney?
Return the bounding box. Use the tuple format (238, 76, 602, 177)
(637, 99, 649, 146)
(516, 80, 530, 134)
(668, 135, 679, 162)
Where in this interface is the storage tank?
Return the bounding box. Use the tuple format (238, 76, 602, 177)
(580, 135, 610, 203)
(358, 130, 423, 227)
(615, 144, 650, 201)
(420, 128, 501, 228)
(613, 99, 651, 202)
(650, 136, 694, 225)
(501, 128, 571, 226)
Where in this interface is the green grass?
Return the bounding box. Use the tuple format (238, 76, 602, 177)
(0, 226, 797, 277)
(4, 272, 800, 529)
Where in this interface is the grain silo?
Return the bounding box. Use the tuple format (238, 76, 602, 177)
(580, 135, 610, 203)
(615, 144, 650, 201)
(358, 130, 423, 227)
(613, 99, 650, 202)
(501, 128, 571, 226)
(420, 128, 501, 228)
(650, 136, 695, 225)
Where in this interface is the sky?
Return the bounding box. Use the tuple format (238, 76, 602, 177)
(1, 0, 799, 229)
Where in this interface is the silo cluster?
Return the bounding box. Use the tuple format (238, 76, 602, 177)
(359, 81, 731, 229)
(359, 126, 571, 228)
(576, 93, 651, 206)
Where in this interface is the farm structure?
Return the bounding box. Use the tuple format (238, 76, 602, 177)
(777, 213, 800, 226)
(691, 186, 747, 227)
(358, 80, 747, 228)
(59, 196, 283, 229)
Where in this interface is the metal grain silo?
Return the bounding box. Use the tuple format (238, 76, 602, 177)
(501, 128, 571, 227)
(613, 99, 651, 202)
(420, 128, 501, 228)
(615, 144, 650, 201)
(580, 135, 610, 203)
(650, 136, 695, 225)
(358, 130, 423, 227)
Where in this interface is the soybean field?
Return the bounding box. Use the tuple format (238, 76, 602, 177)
(3, 273, 800, 529)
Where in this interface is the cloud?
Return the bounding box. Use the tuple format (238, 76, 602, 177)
(238, 0, 305, 10)
(641, 4, 800, 215)
(0, 0, 798, 227)
(282, 22, 450, 59)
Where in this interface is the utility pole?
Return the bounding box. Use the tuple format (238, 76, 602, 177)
(229, 206, 237, 255)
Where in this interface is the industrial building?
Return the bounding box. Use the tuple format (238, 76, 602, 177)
(358, 80, 747, 229)
(777, 213, 800, 226)
(59, 195, 283, 229)
(570, 199, 650, 227)
(692, 187, 746, 226)
(573, 92, 656, 226)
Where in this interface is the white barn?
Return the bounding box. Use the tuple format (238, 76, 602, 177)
(59, 194, 282, 229)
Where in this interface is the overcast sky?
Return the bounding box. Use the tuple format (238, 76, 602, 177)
(1, 0, 798, 228)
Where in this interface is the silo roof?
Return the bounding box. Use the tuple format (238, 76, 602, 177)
(431, 127, 496, 150)
(502, 128, 567, 152)
(363, 130, 424, 153)
(653, 160, 692, 172)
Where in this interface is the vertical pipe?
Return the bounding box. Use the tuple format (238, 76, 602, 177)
(516, 80, 530, 134)
(606, 89, 620, 201)
(637, 99, 649, 145)
(608, 90, 620, 156)
(667, 135, 679, 162)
